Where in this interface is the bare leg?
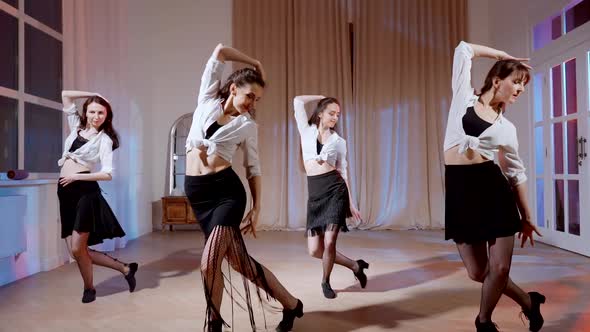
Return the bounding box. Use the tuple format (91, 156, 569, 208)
(88, 249, 130, 275)
(457, 239, 532, 313)
(68, 231, 93, 290)
(307, 234, 358, 272)
(477, 236, 515, 322)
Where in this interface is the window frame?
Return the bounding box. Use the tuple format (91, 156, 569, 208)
(0, 0, 63, 178)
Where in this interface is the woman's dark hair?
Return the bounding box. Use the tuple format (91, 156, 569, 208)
(80, 96, 120, 150)
(217, 67, 266, 102)
(308, 97, 341, 128)
(478, 60, 530, 112)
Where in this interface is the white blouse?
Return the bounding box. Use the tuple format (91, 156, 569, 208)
(293, 97, 348, 181)
(185, 56, 261, 179)
(443, 41, 527, 186)
(57, 104, 114, 174)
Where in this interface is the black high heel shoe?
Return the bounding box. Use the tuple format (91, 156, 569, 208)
(124, 262, 138, 292)
(276, 299, 303, 332)
(207, 319, 223, 332)
(321, 281, 336, 299)
(82, 288, 96, 303)
(353, 259, 369, 288)
(475, 316, 499, 332)
(521, 291, 546, 332)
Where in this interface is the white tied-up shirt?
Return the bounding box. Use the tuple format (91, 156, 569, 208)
(185, 56, 261, 179)
(293, 97, 349, 181)
(57, 104, 114, 174)
(443, 41, 527, 186)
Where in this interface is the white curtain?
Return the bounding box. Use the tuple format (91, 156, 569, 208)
(233, 0, 467, 230)
(63, 0, 142, 251)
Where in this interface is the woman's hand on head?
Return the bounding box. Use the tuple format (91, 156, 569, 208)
(253, 60, 267, 82)
(94, 93, 111, 104)
(496, 52, 532, 70)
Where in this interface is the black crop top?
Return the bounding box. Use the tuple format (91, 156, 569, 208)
(317, 139, 323, 154)
(462, 106, 492, 137)
(69, 133, 89, 153)
(205, 121, 223, 139)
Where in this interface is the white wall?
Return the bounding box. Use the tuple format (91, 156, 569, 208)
(125, 0, 232, 229)
(0, 183, 70, 286)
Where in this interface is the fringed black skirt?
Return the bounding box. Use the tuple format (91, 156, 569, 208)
(185, 167, 277, 331)
(306, 170, 351, 237)
(185, 167, 247, 238)
(445, 161, 522, 244)
(57, 173, 125, 246)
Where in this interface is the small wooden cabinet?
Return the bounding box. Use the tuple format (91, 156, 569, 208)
(161, 196, 198, 231)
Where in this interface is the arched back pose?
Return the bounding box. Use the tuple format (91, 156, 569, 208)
(443, 41, 545, 332)
(185, 44, 303, 332)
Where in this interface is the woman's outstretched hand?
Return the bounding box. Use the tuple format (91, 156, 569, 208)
(518, 219, 542, 248)
(240, 206, 259, 238)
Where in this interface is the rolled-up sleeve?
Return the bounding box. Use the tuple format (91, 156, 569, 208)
(63, 104, 80, 132)
(198, 57, 226, 105)
(499, 128, 527, 186)
(452, 41, 475, 100)
(242, 126, 261, 179)
(98, 137, 114, 175)
(336, 138, 348, 182)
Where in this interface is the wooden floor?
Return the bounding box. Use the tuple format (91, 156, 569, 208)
(1, 230, 589, 332)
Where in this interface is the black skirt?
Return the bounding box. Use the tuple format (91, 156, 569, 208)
(306, 170, 351, 237)
(184, 167, 247, 239)
(185, 167, 277, 331)
(57, 174, 126, 246)
(445, 161, 522, 244)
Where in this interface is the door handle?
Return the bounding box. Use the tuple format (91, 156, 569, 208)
(579, 136, 587, 166)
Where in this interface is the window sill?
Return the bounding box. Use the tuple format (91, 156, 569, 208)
(0, 179, 58, 187)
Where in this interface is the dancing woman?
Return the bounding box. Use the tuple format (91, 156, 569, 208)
(58, 90, 138, 303)
(293, 95, 368, 299)
(443, 41, 545, 332)
(185, 44, 303, 332)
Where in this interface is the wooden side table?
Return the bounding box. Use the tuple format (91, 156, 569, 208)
(161, 196, 198, 231)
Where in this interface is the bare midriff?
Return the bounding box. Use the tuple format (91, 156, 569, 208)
(304, 160, 336, 176)
(186, 148, 232, 176)
(444, 145, 491, 165)
(60, 158, 91, 177)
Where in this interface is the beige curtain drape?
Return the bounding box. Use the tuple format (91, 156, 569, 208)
(351, 0, 466, 229)
(232, 0, 466, 230)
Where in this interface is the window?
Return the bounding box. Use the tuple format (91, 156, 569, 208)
(0, 9, 18, 90)
(0, 1, 63, 175)
(1, 0, 17, 9)
(0, 96, 18, 171)
(533, 0, 590, 50)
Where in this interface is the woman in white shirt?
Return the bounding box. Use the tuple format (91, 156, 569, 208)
(443, 42, 544, 332)
(293, 95, 367, 299)
(184, 44, 302, 332)
(58, 91, 138, 304)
